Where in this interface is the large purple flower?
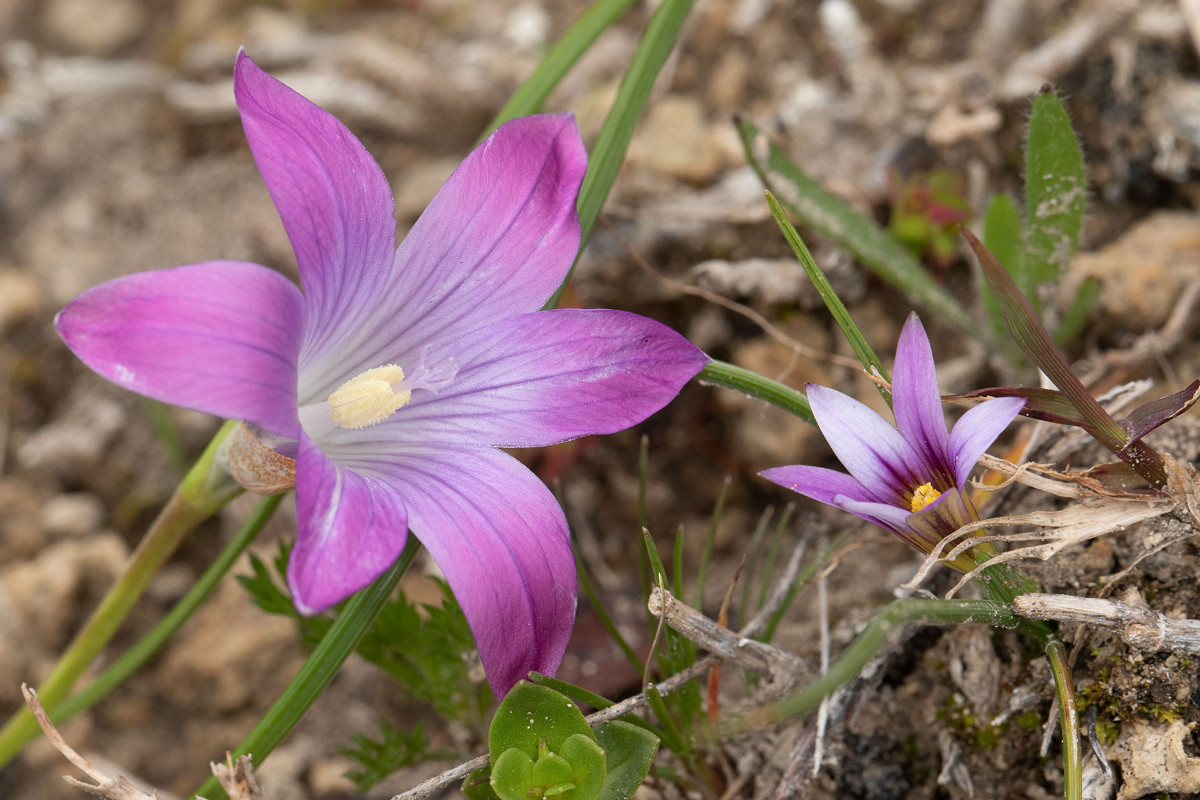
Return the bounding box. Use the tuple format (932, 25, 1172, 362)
(56, 52, 708, 695)
(761, 314, 1023, 570)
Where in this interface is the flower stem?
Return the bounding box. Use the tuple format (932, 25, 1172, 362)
(740, 598, 1020, 728)
(0, 421, 243, 769)
(189, 536, 421, 800)
(696, 360, 815, 425)
(1046, 640, 1082, 800)
(763, 190, 892, 408)
(49, 494, 283, 727)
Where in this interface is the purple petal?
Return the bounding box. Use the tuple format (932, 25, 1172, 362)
(382, 309, 707, 447)
(289, 435, 410, 615)
(368, 445, 576, 696)
(807, 384, 929, 502)
(892, 314, 952, 478)
(325, 115, 587, 382)
(947, 396, 1026, 487)
(55, 261, 304, 437)
(234, 51, 398, 372)
(760, 465, 920, 544)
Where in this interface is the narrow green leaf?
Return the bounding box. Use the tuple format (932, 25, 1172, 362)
(763, 190, 892, 406)
(737, 117, 976, 337)
(1023, 88, 1087, 296)
(547, 0, 696, 307)
(1053, 276, 1099, 347)
(190, 539, 419, 800)
(482, 0, 639, 136)
(980, 193, 1023, 344)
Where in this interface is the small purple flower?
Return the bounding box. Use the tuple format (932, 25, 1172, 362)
(56, 52, 708, 695)
(760, 314, 1023, 570)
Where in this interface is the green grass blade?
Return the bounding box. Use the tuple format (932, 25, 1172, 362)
(190, 538, 420, 800)
(737, 117, 977, 337)
(691, 476, 729, 609)
(764, 190, 892, 406)
(1023, 88, 1087, 298)
(546, 0, 696, 307)
(482, 0, 639, 136)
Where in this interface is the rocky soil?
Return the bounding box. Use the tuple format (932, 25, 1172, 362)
(2, 1, 1200, 799)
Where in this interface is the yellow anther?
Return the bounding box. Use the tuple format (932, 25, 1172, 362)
(910, 482, 941, 513)
(327, 364, 411, 429)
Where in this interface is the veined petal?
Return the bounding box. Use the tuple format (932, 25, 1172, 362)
(807, 384, 928, 502)
(321, 115, 587, 386)
(892, 314, 952, 478)
(289, 435, 410, 615)
(361, 445, 576, 697)
(381, 309, 707, 447)
(55, 261, 303, 437)
(947, 396, 1026, 487)
(234, 51, 397, 369)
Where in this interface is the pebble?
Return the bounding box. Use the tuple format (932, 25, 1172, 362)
(41, 0, 146, 56)
(308, 755, 357, 796)
(627, 96, 725, 185)
(39, 492, 106, 537)
(1064, 210, 1200, 330)
(17, 390, 126, 477)
(0, 270, 41, 330)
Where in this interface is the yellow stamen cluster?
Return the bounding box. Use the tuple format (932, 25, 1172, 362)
(328, 364, 411, 429)
(910, 482, 941, 513)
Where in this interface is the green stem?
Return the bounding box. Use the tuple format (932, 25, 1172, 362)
(482, 0, 639, 137)
(1046, 641, 1082, 800)
(0, 421, 243, 768)
(764, 191, 892, 407)
(695, 360, 814, 425)
(744, 598, 1019, 728)
(50, 494, 283, 726)
(190, 537, 421, 800)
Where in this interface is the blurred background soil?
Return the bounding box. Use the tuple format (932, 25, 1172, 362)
(2, 1, 1200, 798)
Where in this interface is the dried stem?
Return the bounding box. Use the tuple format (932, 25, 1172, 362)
(1013, 591, 1200, 653)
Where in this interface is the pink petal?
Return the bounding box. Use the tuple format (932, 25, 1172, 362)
(807, 384, 929, 502)
(233, 51, 398, 376)
(331, 115, 587, 380)
(891, 314, 952, 478)
(55, 261, 304, 437)
(370, 445, 576, 697)
(382, 309, 707, 447)
(289, 435, 410, 615)
(947, 396, 1026, 487)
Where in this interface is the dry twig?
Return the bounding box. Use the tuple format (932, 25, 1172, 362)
(1013, 591, 1200, 653)
(21, 684, 157, 800)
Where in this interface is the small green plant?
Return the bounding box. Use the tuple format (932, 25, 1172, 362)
(463, 682, 659, 800)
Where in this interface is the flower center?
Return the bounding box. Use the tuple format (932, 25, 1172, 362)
(327, 364, 411, 429)
(910, 482, 941, 513)
(298, 353, 458, 441)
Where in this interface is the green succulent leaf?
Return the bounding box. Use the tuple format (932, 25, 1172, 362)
(491, 747, 537, 800)
(489, 682, 596, 761)
(595, 721, 660, 800)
